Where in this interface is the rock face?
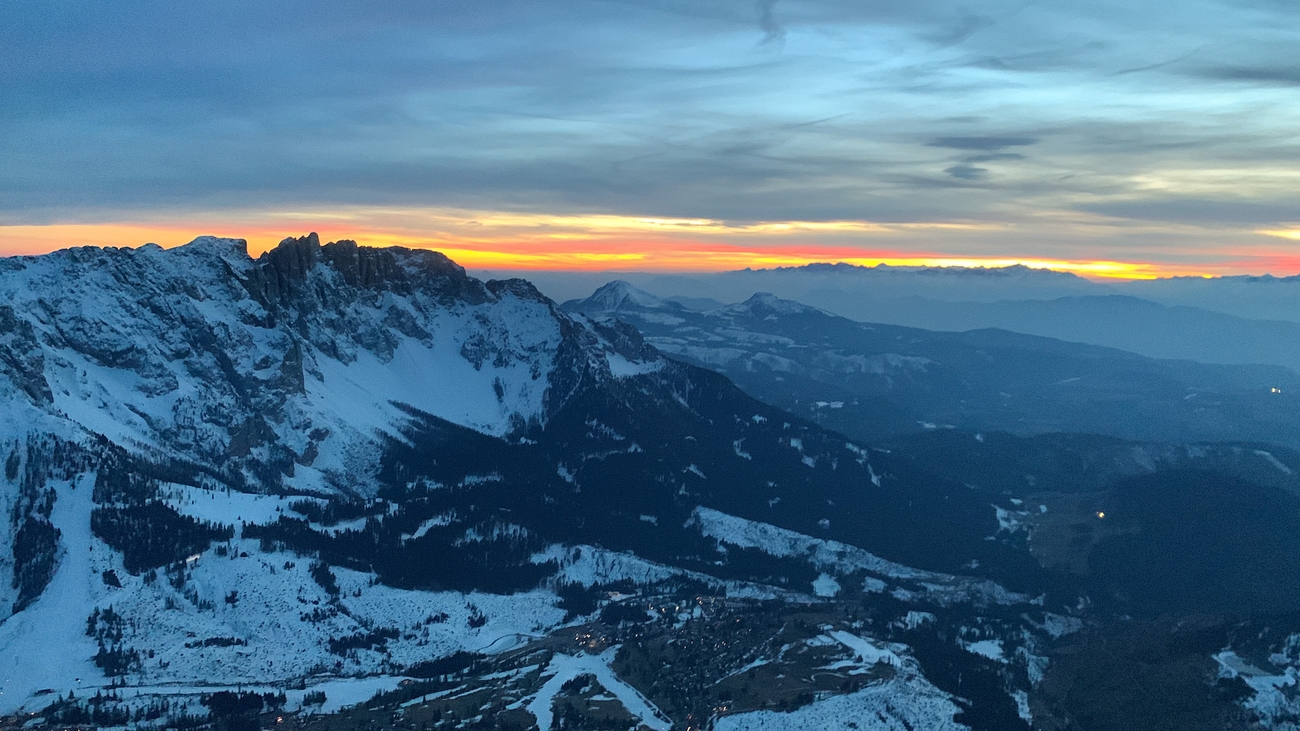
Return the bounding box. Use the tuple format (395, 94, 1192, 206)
(0, 304, 51, 405)
(0, 234, 605, 496)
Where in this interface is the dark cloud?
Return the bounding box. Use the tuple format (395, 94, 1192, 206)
(944, 164, 989, 180)
(965, 152, 1025, 162)
(1193, 65, 1300, 86)
(0, 0, 1297, 245)
(756, 0, 786, 44)
(927, 136, 1038, 151)
(1081, 199, 1300, 226)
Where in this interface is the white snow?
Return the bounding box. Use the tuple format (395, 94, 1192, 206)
(1012, 689, 1032, 724)
(406, 513, 456, 540)
(0, 513, 570, 714)
(102, 675, 411, 717)
(308, 327, 550, 441)
(539, 544, 686, 588)
(1037, 613, 1083, 638)
(963, 639, 1006, 662)
(897, 611, 936, 630)
(605, 352, 664, 378)
(827, 631, 901, 667)
(526, 649, 671, 731)
(733, 439, 753, 460)
(994, 506, 1028, 535)
(0, 238, 574, 519)
(1214, 649, 1300, 724)
(713, 668, 966, 731)
(161, 483, 313, 526)
(691, 507, 1026, 606)
(812, 573, 842, 598)
(691, 507, 1024, 603)
(863, 577, 887, 593)
(299, 676, 412, 715)
(1254, 449, 1294, 475)
(0, 479, 103, 714)
(692, 506, 925, 581)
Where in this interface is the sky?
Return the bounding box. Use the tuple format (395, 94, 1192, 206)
(2, 0, 1300, 277)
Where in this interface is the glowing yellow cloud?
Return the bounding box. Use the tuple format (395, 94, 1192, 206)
(0, 207, 1291, 280)
(1257, 228, 1300, 241)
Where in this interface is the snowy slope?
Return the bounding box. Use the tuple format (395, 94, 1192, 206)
(0, 235, 608, 495)
(0, 234, 665, 712)
(713, 677, 965, 731)
(0, 477, 101, 706)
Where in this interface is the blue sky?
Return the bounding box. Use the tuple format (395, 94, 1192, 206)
(3, 0, 1299, 273)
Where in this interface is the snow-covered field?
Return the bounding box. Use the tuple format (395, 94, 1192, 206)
(691, 506, 1028, 606)
(526, 649, 671, 731)
(0, 484, 571, 715)
(714, 664, 966, 731)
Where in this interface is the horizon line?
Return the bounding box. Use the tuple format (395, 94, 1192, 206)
(3, 221, 1299, 281)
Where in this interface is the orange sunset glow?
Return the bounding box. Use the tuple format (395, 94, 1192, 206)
(3, 211, 1296, 280)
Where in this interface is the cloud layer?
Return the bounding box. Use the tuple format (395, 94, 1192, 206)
(3, 0, 1299, 268)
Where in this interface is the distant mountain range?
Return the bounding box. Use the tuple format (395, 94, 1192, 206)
(483, 262, 1105, 308)
(794, 292, 1300, 371)
(563, 281, 1300, 448)
(505, 263, 1300, 369)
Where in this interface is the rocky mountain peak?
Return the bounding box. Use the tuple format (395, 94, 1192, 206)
(569, 280, 671, 312)
(0, 235, 630, 497)
(725, 291, 815, 316)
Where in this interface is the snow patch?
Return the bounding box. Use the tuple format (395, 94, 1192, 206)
(963, 639, 1005, 662)
(526, 649, 671, 731)
(713, 664, 965, 731)
(827, 630, 901, 667)
(605, 352, 664, 378)
(1255, 450, 1294, 475)
(812, 573, 841, 598)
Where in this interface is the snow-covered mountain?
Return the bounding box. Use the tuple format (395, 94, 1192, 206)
(0, 235, 579, 496)
(526, 265, 1300, 370)
(6, 240, 1300, 731)
(0, 234, 635, 708)
(0, 235, 1065, 730)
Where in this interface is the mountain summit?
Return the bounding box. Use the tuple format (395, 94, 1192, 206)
(563, 279, 674, 312)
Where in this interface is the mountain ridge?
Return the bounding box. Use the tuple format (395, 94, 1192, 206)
(564, 282, 1300, 448)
